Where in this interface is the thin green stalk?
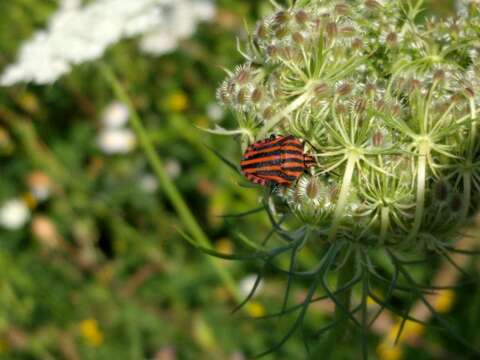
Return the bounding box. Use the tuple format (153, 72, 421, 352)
(100, 64, 240, 301)
(379, 206, 390, 244)
(461, 99, 478, 222)
(311, 252, 355, 359)
(408, 142, 428, 241)
(328, 153, 358, 241)
(259, 86, 313, 138)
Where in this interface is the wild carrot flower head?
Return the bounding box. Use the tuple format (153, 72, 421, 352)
(217, 0, 480, 248)
(210, 0, 480, 356)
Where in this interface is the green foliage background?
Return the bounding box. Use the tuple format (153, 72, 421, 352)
(2, 0, 480, 359)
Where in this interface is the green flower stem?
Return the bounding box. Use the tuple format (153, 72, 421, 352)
(258, 87, 313, 139)
(409, 142, 428, 241)
(379, 206, 390, 244)
(312, 252, 355, 359)
(460, 170, 472, 224)
(100, 64, 240, 302)
(328, 153, 358, 241)
(461, 99, 478, 222)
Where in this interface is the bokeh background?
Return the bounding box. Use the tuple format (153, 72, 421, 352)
(2, 0, 480, 359)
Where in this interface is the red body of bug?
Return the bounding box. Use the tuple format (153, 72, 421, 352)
(240, 135, 316, 187)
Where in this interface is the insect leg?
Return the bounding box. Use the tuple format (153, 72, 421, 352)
(245, 172, 268, 186)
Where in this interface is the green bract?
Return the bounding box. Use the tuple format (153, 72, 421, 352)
(218, 0, 480, 248)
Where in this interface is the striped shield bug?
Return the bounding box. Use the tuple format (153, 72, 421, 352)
(240, 135, 317, 187)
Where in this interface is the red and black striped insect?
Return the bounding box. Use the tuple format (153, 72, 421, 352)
(240, 135, 317, 187)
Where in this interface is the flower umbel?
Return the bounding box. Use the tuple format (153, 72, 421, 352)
(208, 0, 480, 357)
(0, 0, 215, 85)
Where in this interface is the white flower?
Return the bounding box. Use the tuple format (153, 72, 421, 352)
(27, 171, 53, 201)
(1, 0, 216, 85)
(239, 274, 264, 298)
(97, 128, 136, 154)
(190, 0, 216, 21)
(206, 103, 224, 122)
(139, 174, 159, 193)
(140, 32, 179, 55)
(60, 0, 81, 11)
(0, 32, 71, 86)
(164, 158, 182, 179)
(0, 199, 30, 230)
(140, 0, 216, 56)
(101, 101, 129, 128)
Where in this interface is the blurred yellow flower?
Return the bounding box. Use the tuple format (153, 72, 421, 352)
(377, 341, 403, 360)
(215, 238, 234, 267)
(367, 289, 383, 306)
(402, 320, 425, 339)
(215, 238, 234, 254)
(21, 192, 37, 210)
(80, 318, 104, 347)
(246, 301, 266, 318)
(167, 91, 188, 112)
(434, 290, 455, 313)
(387, 319, 425, 344)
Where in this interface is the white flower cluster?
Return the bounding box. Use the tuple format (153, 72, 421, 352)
(97, 101, 137, 154)
(238, 274, 264, 298)
(0, 0, 215, 86)
(140, 0, 215, 55)
(0, 199, 30, 230)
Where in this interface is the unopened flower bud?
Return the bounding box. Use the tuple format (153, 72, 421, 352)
(334, 3, 350, 15)
(337, 82, 353, 96)
(314, 83, 330, 97)
(372, 131, 384, 147)
(295, 10, 309, 25)
(365, 0, 381, 9)
(256, 23, 268, 39)
(267, 45, 279, 59)
(292, 32, 305, 45)
(275, 27, 288, 39)
(326, 22, 338, 39)
(352, 38, 364, 51)
(274, 10, 290, 27)
(251, 87, 264, 103)
(433, 69, 445, 82)
(354, 98, 367, 113)
(434, 181, 449, 202)
(263, 106, 274, 120)
(386, 32, 398, 47)
(450, 194, 463, 212)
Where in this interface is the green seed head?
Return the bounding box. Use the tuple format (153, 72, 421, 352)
(217, 0, 480, 249)
(212, 2, 480, 354)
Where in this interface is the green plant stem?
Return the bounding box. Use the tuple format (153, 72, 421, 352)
(259, 87, 313, 138)
(311, 253, 355, 359)
(461, 99, 478, 222)
(379, 206, 390, 244)
(100, 64, 240, 302)
(408, 142, 428, 241)
(328, 153, 358, 241)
